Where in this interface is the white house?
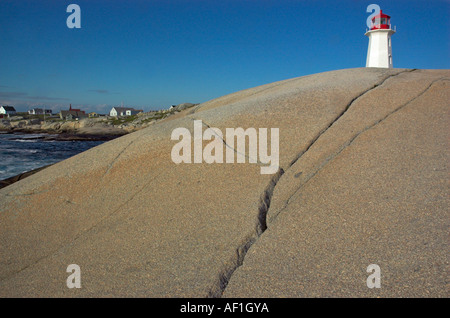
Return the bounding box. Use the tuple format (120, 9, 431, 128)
(28, 108, 52, 115)
(110, 107, 142, 117)
(0, 106, 17, 115)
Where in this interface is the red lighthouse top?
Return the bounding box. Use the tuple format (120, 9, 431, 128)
(370, 10, 391, 30)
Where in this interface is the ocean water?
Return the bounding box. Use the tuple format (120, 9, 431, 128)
(0, 132, 107, 181)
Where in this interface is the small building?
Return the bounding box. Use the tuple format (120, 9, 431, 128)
(110, 107, 142, 117)
(0, 106, 17, 115)
(60, 110, 87, 120)
(125, 109, 143, 116)
(88, 112, 99, 118)
(28, 108, 52, 115)
(59, 104, 87, 120)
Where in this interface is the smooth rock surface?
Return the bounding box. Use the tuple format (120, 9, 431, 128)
(0, 68, 448, 297)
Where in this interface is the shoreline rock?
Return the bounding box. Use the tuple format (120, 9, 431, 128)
(0, 165, 52, 190)
(0, 129, 126, 140)
(0, 103, 198, 191)
(0, 132, 123, 189)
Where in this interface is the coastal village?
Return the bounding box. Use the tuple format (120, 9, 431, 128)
(0, 102, 197, 134)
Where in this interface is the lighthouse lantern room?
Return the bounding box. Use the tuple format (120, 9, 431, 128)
(365, 10, 395, 68)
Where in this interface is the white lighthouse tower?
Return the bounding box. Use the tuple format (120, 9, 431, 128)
(365, 10, 395, 68)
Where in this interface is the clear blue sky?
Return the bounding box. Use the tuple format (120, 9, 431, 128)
(0, 0, 448, 113)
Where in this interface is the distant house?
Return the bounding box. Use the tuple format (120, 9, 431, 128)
(60, 110, 87, 120)
(110, 107, 142, 117)
(88, 112, 99, 118)
(125, 109, 143, 116)
(59, 104, 87, 120)
(28, 108, 52, 115)
(64, 113, 75, 121)
(0, 106, 16, 115)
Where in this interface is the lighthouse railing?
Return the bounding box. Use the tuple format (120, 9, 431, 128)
(365, 24, 396, 32)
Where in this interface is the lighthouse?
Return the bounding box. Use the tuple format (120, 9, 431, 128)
(365, 10, 395, 68)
